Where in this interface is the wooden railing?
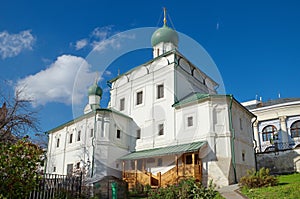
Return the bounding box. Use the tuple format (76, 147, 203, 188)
(124, 164, 202, 189)
(124, 170, 158, 189)
(160, 165, 180, 186)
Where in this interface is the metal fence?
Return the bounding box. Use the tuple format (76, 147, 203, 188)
(28, 173, 82, 199)
(257, 140, 300, 153)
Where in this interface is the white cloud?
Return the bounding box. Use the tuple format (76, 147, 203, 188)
(104, 70, 112, 76)
(92, 32, 135, 52)
(72, 25, 135, 55)
(16, 55, 95, 106)
(72, 25, 135, 52)
(73, 26, 114, 51)
(91, 26, 114, 40)
(92, 37, 121, 51)
(0, 30, 34, 59)
(75, 39, 88, 50)
(73, 25, 135, 52)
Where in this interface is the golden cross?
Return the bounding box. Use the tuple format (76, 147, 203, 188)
(163, 7, 167, 25)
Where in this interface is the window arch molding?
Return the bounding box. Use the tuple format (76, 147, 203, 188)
(261, 125, 277, 142)
(290, 120, 300, 138)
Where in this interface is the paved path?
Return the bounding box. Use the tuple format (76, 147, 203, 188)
(217, 184, 248, 199)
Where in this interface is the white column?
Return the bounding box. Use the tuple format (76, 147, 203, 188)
(279, 116, 288, 143)
(253, 121, 260, 152)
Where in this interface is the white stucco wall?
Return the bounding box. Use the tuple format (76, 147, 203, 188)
(46, 110, 135, 183)
(174, 96, 255, 187)
(47, 50, 255, 188)
(250, 101, 300, 152)
(110, 55, 177, 150)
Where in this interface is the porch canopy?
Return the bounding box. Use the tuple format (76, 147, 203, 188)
(119, 141, 207, 160)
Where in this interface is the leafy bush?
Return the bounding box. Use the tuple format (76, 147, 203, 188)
(0, 140, 43, 198)
(239, 168, 278, 188)
(129, 183, 152, 197)
(148, 178, 217, 199)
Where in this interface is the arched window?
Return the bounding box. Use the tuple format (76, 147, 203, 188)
(291, 120, 300, 138)
(262, 125, 277, 142)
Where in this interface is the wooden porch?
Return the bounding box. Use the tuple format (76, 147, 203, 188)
(122, 153, 202, 189)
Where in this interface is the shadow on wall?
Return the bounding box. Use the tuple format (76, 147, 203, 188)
(200, 144, 217, 187)
(256, 148, 300, 174)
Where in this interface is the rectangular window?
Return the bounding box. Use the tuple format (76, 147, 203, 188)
(137, 129, 141, 139)
(120, 98, 125, 111)
(90, 128, 94, 137)
(157, 84, 164, 99)
(157, 158, 162, 166)
(195, 154, 199, 164)
(262, 132, 274, 142)
(185, 155, 193, 164)
(136, 91, 143, 105)
(56, 138, 60, 148)
(158, 123, 164, 136)
(77, 130, 81, 141)
(117, 129, 121, 139)
(69, 134, 73, 143)
(67, 164, 73, 175)
(239, 118, 243, 130)
(187, 116, 193, 127)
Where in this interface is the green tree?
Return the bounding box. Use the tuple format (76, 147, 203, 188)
(0, 84, 45, 198)
(0, 139, 43, 198)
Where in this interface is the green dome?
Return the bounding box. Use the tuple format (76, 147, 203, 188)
(88, 83, 102, 97)
(151, 24, 179, 47)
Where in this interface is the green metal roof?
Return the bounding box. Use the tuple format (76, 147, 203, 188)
(151, 24, 179, 46)
(119, 141, 207, 160)
(172, 93, 210, 107)
(173, 94, 256, 118)
(88, 83, 103, 97)
(46, 108, 132, 134)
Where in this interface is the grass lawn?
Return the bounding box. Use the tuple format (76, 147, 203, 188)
(214, 192, 226, 199)
(241, 173, 300, 199)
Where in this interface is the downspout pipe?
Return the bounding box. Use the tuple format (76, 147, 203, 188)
(228, 95, 237, 183)
(251, 116, 258, 171)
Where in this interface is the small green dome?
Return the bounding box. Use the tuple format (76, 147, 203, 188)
(151, 24, 179, 47)
(88, 83, 102, 97)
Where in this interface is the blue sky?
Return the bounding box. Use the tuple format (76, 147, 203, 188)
(1, 0, 300, 133)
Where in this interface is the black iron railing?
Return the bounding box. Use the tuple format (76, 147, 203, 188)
(28, 173, 82, 199)
(256, 139, 300, 153)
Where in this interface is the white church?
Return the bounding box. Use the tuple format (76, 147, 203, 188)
(46, 12, 255, 188)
